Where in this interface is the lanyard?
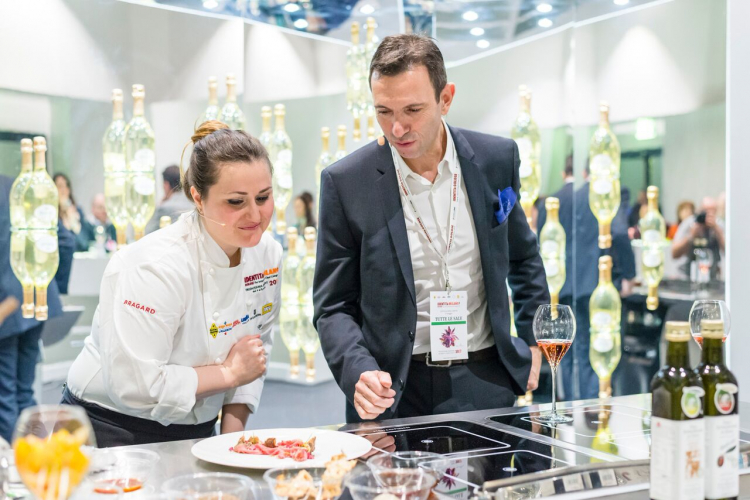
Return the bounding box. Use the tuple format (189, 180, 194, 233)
(391, 145, 461, 292)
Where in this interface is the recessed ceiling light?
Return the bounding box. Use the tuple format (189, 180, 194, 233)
(203, 0, 219, 8)
(538, 18, 553, 28)
(476, 39, 490, 49)
(536, 3, 553, 13)
(470, 27, 485, 36)
(294, 18, 309, 29)
(462, 10, 479, 21)
(359, 3, 375, 14)
(284, 3, 300, 12)
(614, 0, 629, 5)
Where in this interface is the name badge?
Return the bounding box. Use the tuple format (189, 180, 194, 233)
(430, 291, 468, 361)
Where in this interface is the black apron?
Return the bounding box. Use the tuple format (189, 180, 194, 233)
(61, 388, 217, 448)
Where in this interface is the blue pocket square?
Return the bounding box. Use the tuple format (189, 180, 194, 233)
(494, 187, 517, 224)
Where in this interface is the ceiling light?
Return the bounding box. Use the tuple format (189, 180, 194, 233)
(462, 10, 479, 21)
(536, 3, 553, 13)
(202, 0, 219, 8)
(470, 27, 485, 36)
(359, 3, 375, 14)
(293, 18, 309, 29)
(614, 0, 630, 4)
(284, 3, 301, 12)
(538, 18, 553, 28)
(476, 39, 490, 49)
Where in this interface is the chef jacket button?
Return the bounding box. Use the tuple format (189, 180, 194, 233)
(213, 312, 219, 320)
(209, 268, 215, 275)
(399, 379, 405, 390)
(215, 357, 222, 364)
(408, 331, 415, 341)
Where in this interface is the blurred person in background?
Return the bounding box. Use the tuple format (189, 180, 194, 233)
(667, 200, 695, 240)
(0, 175, 74, 442)
(81, 193, 117, 251)
(293, 191, 316, 231)
(628, 190, 648, 230)
(54, 173, 89, 252)
(716, 191, 726, 221)
(146, 165, 194, 233)
(671, 196, 725, 280)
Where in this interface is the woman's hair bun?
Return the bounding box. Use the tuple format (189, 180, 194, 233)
(192, 120, 229, 144)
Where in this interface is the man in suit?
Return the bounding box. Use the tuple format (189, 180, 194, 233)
(0, 175, 74, 442)
(313, 34, 549, 423)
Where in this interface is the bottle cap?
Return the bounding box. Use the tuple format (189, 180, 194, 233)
(545, 197, 559, 210)
(701, 319, 725, 339)
(665, 321, 690, 342)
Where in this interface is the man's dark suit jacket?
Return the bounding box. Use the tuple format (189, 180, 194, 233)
(312, 126, 550, 422)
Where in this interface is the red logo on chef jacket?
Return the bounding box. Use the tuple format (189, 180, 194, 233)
(123, 300, 156, 314)
(244, 267, 279, 293)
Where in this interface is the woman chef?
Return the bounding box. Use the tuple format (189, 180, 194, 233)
(64, 121, 282, 447)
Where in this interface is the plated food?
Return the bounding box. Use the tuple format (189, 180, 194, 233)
(231, 435, 316, 462)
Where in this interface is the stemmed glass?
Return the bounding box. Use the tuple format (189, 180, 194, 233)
(533, 304, 576, 424)
(689, 299, 730, 348)
(13, 405, 95, 500)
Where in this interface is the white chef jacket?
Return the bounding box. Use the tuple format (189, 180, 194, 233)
(67, 211, 282, 426)
(392, 120, 494, 355)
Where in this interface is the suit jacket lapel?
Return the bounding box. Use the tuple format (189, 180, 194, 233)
(375, 141, 417, 306)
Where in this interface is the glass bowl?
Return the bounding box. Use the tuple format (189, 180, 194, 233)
(345, 467, 438, 500)
(264, 466, 334, 500)
(162, 472, 258, 500)
(87, 448, 160, 494)
(367, 452, 446, 483)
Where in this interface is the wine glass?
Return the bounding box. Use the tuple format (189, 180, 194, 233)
(689, 299, 730, 349)
(13, 405, 95, 500)
(533, 304, 576, 424)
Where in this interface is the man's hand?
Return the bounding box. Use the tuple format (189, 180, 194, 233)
(354, 371, 396, 420)
(527, 346, 541, 392)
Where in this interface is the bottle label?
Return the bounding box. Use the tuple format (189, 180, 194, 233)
(541, 240, 559, 255)
(644, 229, 662, 244)
(543, 259, 559, 277)
(681, 387, 705, 418)
(643, 249, 662, 268)
(592, 178, 614, 196)
(276, 149, 293, 170)
(591, 311, 612, 329)
(34, 204, 57, 226)
(519, 162, 533, 179)
(134, 149, 155, 169)
(104, 153, 126, 172)
(592, 334, 614, 353)
(591, 154, 613, 175)
(516, 137, 533, 162)
(704, 414, 739, 499)
(714, 383, 738, 414)
(275, 172, 293, 190)
(649, 416, 705, 500)
(133, 177, 155, 196)
(35, 234, 58, 254)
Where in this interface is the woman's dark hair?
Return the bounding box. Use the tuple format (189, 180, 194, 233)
(182, 120, 273, 202)
(53, 172, 77, 207)
(298, 191, 316, 229)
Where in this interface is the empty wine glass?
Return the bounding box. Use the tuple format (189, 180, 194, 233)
(689, 299, 730, 349)
(533, 304, 576, 424)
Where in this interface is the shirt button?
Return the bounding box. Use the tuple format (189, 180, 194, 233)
(408, 331, 415, 341)
(399, 379, 405, 390)
(213, 312, 219, 320)
(209, 268, 215, 275)
(214, 357, 222, 364)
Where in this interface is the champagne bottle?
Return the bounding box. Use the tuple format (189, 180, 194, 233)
(272, 104, 293, 235)
(639, 186, 666, 310)
(158, 216, 172, 229)
(103, 89, 129, 247)
(124, 84, 156, 241)
(220, 73, 246, 131)
(510, 85, 541, 228)
(697, 319, 739, 500)
(280, 227, 303, 378)
(26, 138, 59, 321)
(364, 17, 378, 141)
(334, 125, 348, 162)
(346, 22, 364, 142)
(258, 106, 275, 163)
(590, 408, 618, 463)
(539, 197, 566, 307)
(10, 139, 35, 318)
(588, 102, 621, 249)
(196, 76, 220, 128)
(315, 127, 333, 206)
(297, 227, 319, 382)
(589, 255, 621, 398)
(650, 321, 705, 500)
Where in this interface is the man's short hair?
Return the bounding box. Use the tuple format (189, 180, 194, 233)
(369, 34, 448, 102)
(162, 165, 181, 191)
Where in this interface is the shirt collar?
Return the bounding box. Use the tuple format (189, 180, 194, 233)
(392, 118, 457, 184)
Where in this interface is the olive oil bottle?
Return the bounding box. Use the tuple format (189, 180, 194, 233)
(649, 321, 704, 500)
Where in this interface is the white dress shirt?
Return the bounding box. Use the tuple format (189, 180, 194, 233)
(67, 211, 282, 426)
(392, 121, 494, 355)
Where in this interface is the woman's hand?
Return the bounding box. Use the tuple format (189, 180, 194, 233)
(222, 335, 266, 388)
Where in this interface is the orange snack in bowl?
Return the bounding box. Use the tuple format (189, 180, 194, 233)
(14, 428, 90, 499)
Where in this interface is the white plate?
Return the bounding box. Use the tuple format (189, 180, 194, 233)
(191, 428, 372, 469)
